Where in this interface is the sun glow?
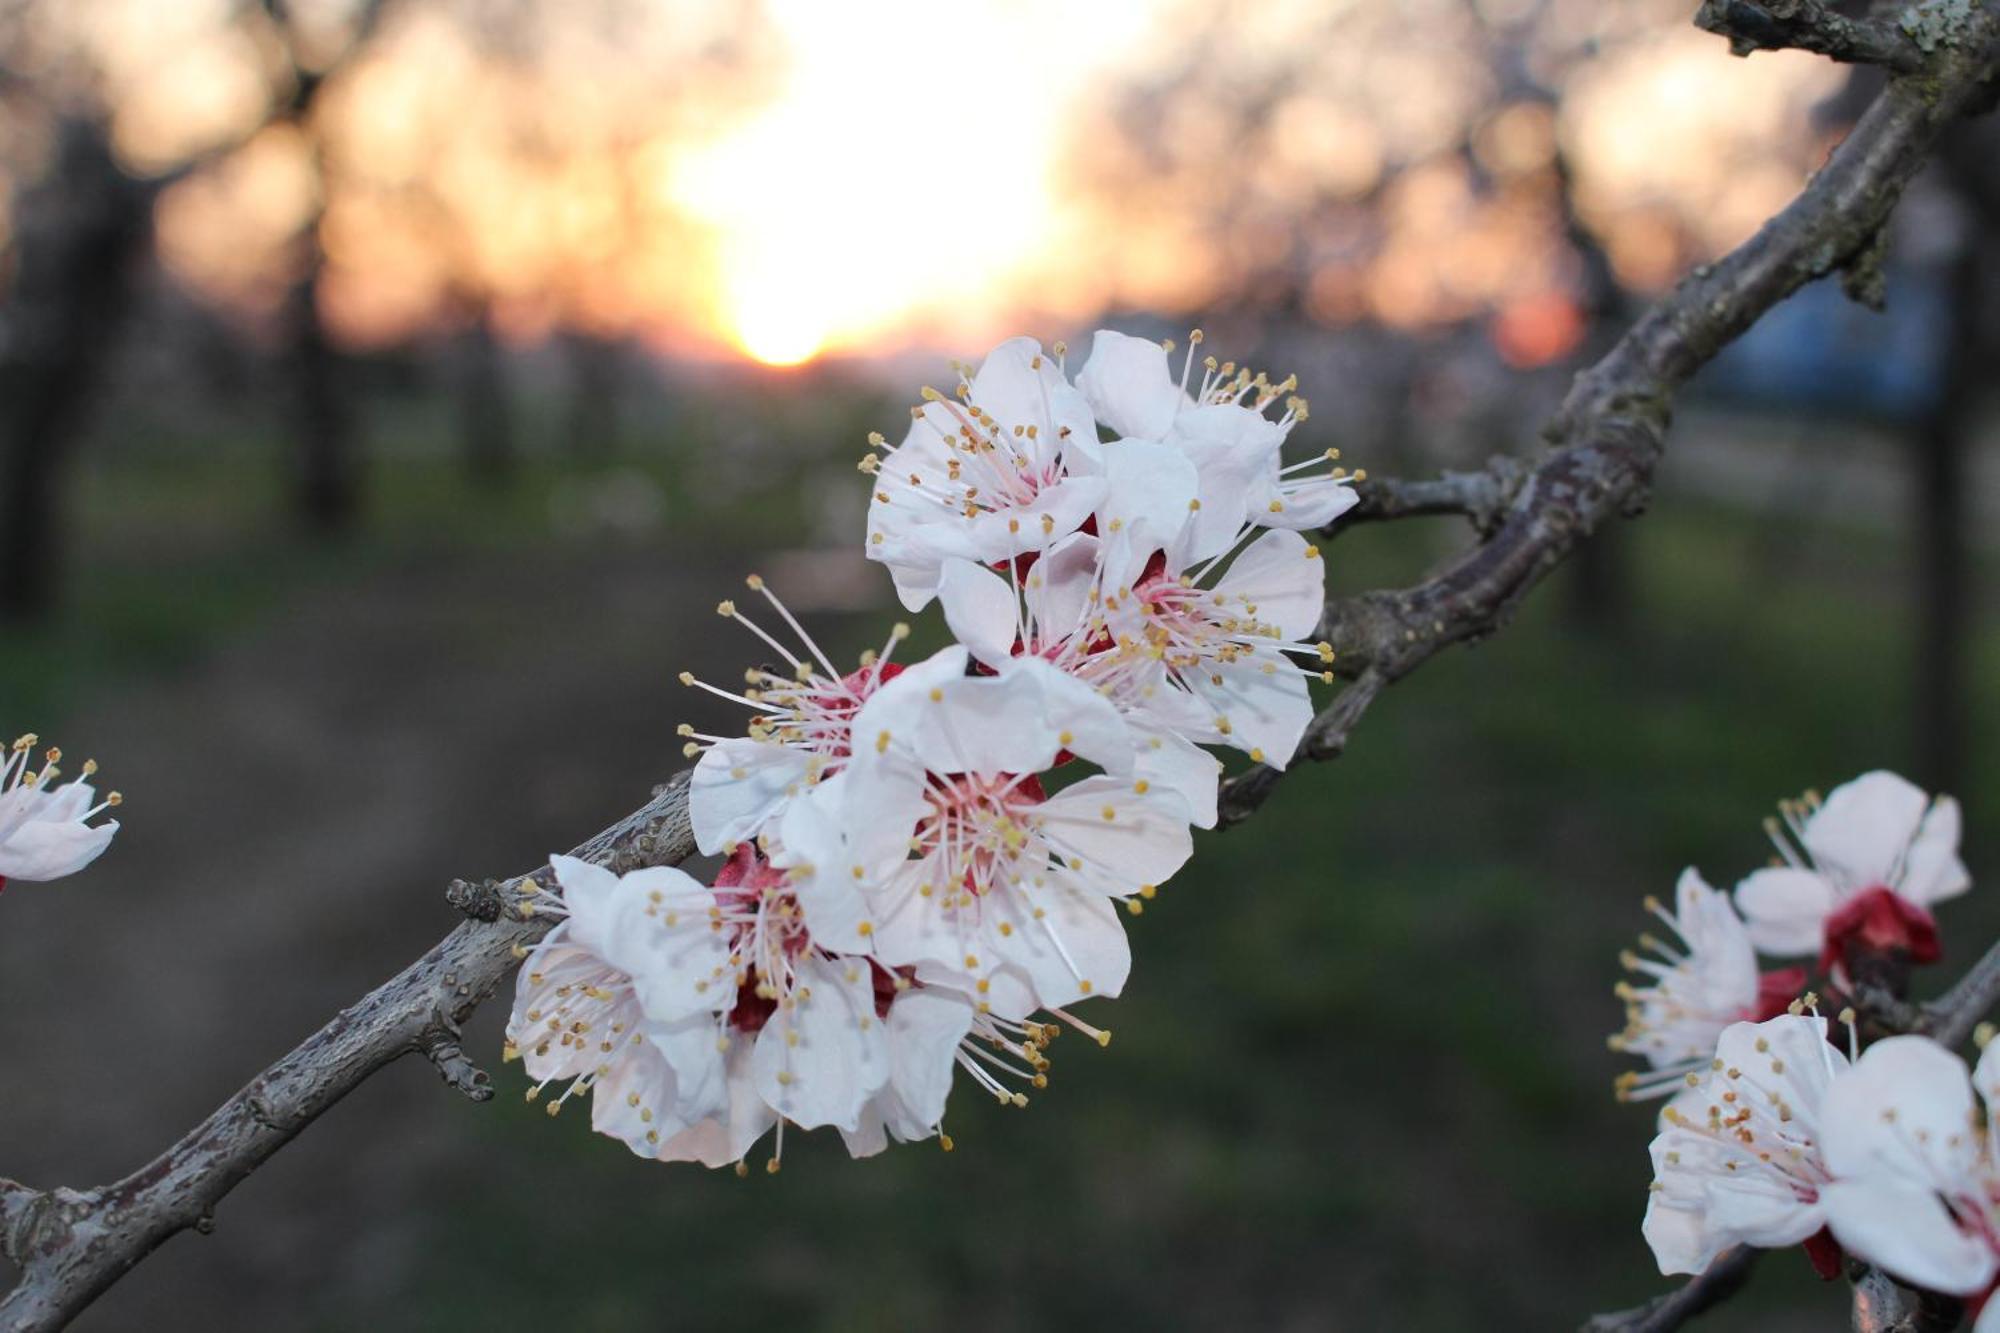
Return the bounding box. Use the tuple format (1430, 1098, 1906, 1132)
(667, 0, 1157, 366)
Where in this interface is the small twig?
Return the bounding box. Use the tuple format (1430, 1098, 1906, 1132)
(1695, 0, 1927, 72)
(1583, 1246, 1761, 1332)
(419, 1020, 493, 1102)
(1336, 459, 1526, 539)
(1921, 934, 2000, 1048)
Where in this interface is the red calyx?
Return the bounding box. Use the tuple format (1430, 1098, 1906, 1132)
(1753, 966, 1811, 1021)
(1820, 886, 1941, 975)
(1802, 1227, 1844, 1281)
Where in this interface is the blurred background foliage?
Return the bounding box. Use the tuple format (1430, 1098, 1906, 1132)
(1, 0, 1997, 1328)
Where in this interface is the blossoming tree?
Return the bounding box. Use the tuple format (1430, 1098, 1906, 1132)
(4, 3, 2000, 1330)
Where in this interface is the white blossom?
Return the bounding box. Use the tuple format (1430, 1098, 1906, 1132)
(1642, 1013, 1848, 1276)
(863, 337, 1103, 612)
(1735, 771, 1968, 960)
(1076, 328, 1356, 566)
(681, 576, 915, 856)
(1820, 1035, 2000, 1317)
(776, 646, 1194, 1020)
(1613, 870, 1795, 1101)
(0, 733, 120, 886)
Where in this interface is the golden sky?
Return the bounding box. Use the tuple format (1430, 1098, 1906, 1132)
(11, 0, 1844, 366)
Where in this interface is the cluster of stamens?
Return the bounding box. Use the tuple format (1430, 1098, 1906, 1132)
(677, 576, 909, 769)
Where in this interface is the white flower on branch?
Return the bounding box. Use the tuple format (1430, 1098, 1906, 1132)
(863, 336, 1104, 612)
(507, 849, 1012, 1170)
(777, 646, 1194, 1020)
(1734, 770, 1969, 967)
(1076, 328, 1357, 566)
(1820, 1034, 2000, 1321)
(0, 733, 120, 887)
(1643, 1011, 1849, 1278)
(682, 577, 915, 856)
(1612, 869, 1806, 1102)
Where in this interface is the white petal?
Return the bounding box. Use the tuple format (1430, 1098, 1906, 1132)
(548, 854, 624, 954)
(1642, 1189, 1723, 1277)
(1900, 796, 1970, 906)
(0, 817, 116, 882)
(1097, 439, 1199, 555)
(1703, 1179, 1824, 1250)
(1211, 527, 1326, 643)
(1076, 329, 1184, 440)
(1036, 775, 1195, 891)
(1732, 867, 1840, 957)
(958, 476, 1107, 563)
(975, 879, 1131, 1017)
(600, 867, 737, 1023)
(1823, 1035, 1979, 1186)
(938, 558, 1021, 670)
(751, 953, 891, 1132)
(880, 985, 975, 1138)
(1022, 531, 1100, 644)
(1822, 1178, 1997, 1295)
(1262, 474, 1359, 531)
(1168, 403, 1287, 564)
(1804, 771, 1930, 892)
(649, 1012, 734, 1126)
(1132, 725, 1220, 830)
(588, 1032, 680, 1156)
(1189, 651, 1314, 767)
(872, 656, 1130, 778)
(775, 774, 885, 951)
(840, 1103, 890, 1159)
(690, 738, 815, 857)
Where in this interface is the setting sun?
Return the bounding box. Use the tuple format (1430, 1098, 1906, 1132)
(666, 0, 1160, 365)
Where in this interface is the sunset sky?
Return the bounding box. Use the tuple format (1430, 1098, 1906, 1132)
(10, 0, 1844, 366)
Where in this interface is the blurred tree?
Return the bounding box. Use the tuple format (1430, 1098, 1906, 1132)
(261, 0, 396, 535)
(0, 114, 154, 623)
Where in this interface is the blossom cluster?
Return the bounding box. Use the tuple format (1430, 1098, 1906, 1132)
(0, 733, 120, 892)
(504, 331, 1357, 1171)
(1615, 770, 2000, 1317)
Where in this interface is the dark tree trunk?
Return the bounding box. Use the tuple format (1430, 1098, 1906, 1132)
(564, 332, 621, 461)
(0, 119, 154, 624)
(460, 305, 514, 488)
(284, 219, 359, 535)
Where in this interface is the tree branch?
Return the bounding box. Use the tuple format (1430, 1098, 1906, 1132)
(3, 7, 1998, 1328)
(1218, 13, 2000, 828)
(1695, 0, 1928, 72)
(1922, 934, 2000, 1048)
(1337, 459, 1526, 538)
(1582, 1246, 1761, 1333)
(0, 776, 693, 1331)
